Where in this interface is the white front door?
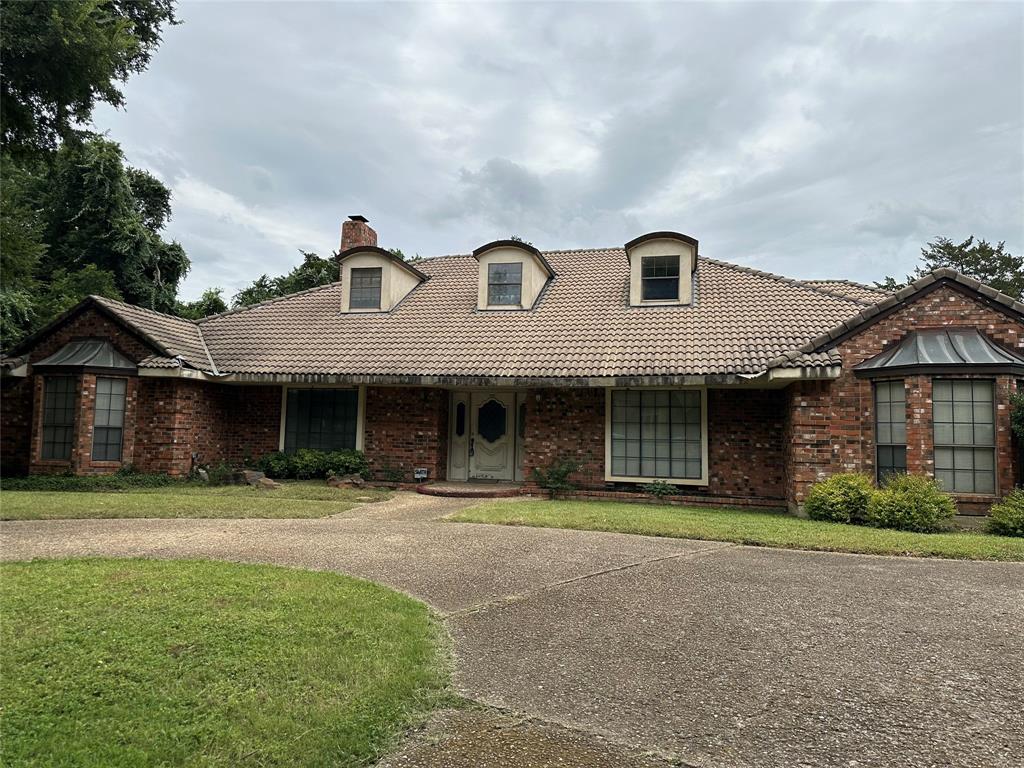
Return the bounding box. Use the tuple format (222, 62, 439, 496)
(469, 391, 515, 480)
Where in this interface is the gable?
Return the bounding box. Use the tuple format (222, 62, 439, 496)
(835, 282, 1024, 370)
(20, 305, 160, 370)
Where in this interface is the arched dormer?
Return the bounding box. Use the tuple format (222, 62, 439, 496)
(338, 246, 427, 313)
(624, 231, 699, 307)
(473, 240, 554, 311)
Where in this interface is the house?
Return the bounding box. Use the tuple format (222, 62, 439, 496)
(3, 216, 1023, 514)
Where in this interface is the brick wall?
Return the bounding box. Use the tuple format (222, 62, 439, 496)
(520, 387, 786, 503)
(1, 377, 33, 475)
(363, 386, 449, 482)
(784, 283, 1024, 511)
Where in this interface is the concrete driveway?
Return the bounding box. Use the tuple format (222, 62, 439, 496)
(2, 492, 1022, 768)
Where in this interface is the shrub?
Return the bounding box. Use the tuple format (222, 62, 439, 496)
(531, 458, 581, 498)
(642, 480, 676, 502)
(988, 490, 1024, 537)
(1, 472, 175, 492)
(255, 449, 370, 480)
(865, 474, 956, 533)
(804, 473, 874, 524)
(204, 461, 236, 486)
(257, 451, 293, 479)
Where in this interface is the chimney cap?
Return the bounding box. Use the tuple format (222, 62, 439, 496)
(348, 214, 369, 223)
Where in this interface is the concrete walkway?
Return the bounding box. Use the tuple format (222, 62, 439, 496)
(2, 492, 1022, 767)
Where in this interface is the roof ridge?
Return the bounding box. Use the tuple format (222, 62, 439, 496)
(197, 280, 343, 324)
(91, 294, 201, 327)
(699, 256, 874, 307)
(804, 278, 890, 295)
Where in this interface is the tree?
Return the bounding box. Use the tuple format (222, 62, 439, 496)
(879, 236, 1024, 299)
(40, 136, 189, 313)
(1, 0, 179, 156)
(231, 251, 337, 308)
(176, 288, 227, 320)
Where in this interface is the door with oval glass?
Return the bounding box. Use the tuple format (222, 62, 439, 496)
(469, 391, 514, 480)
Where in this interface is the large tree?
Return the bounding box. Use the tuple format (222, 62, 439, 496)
(879, 236, 1024, 299)
(1, 0, 178, 156)
(232, 251, 338, 308)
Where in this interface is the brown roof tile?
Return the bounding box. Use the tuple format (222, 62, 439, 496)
(92, 296, 212, 371)
(195, 249, 866, 379)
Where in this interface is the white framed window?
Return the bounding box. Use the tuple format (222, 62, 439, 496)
(640, 255, 680, 301)
(349, 267, 382, 310)
(41, 375, 75, 460)
(279, 386, 365, 452)
(605, 388, 708, 485)
(874, 380, 907, 482)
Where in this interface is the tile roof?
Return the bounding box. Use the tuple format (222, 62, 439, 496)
(91, 296, 213, 371)
(190, 248, 867, 379)
(802, 280, 890, 303)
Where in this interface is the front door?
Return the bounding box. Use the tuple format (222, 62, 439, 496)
(469, 391, 514, 480)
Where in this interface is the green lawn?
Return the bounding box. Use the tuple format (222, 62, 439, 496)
(0, 481, 392, 520)
(1, 559, 449, 766)
(451, 500, 1024, 561)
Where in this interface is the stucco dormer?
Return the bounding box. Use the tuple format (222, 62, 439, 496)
(338, 246, 427, 313)
(625, 231, 698, 307)
(473, 240, 554, 311)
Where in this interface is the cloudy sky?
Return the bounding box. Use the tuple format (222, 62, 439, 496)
(93, 1, 1023, 301)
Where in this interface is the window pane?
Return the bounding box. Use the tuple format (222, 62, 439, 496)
(92, 377, 127, 461)
(933, 379, 997, 492)
(610, 389, 701, 479)
(642, 277, 678, 301)
(641, 255, 680, 279)
(487, 263, 523, 306)
(349, 267, 382, 309)
(874, 380, 907, 482)
(284, 389, 359, 452)
(42, 376, 75, 460)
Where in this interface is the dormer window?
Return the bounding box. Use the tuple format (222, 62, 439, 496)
(473, 240, 554, 311)
(641, 255, 680, 301)
(349, 267, 382, 309)
(625, 231, 698, 307)
(487, 263, 523, 306)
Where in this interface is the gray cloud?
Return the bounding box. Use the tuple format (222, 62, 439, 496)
(93, 1, 1023, 299)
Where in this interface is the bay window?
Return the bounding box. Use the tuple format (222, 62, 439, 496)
(92, 377, 127, 461)
(41, 375, 75, 460)
(874, 380, 907, 481)
(933, 379, 995, 494)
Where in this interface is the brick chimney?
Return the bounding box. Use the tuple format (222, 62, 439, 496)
(340, 215, 377, 252)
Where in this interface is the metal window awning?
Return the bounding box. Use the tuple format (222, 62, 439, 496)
(32, 339, 137, 374)
(854, 328, 1024, 378)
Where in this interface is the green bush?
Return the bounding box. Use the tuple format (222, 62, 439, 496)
(256, 449, 369, 480)
(988, 491, 1024, 537)
(865, 474, 956, 533)
(804, 473, 874, 524)
(531, 458, 582, 498)
(642, 480, 676, 501)
(1, 470, 175, 492)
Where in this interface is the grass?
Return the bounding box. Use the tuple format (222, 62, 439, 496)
(0, 481, 392, 520)
(1, 558, 449, 767)
(451, 499, 1024, 561)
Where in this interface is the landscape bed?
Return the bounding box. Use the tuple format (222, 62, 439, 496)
(0, 559, 449, 766)
(450, 499, 1024, 561)
(0, 481, 391, 520)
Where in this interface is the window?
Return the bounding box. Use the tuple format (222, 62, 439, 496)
(487, 262, 522, 306)
(455, 402, 466, 437)
(933, 379, 995, 494)
(610, 390, 703, 480)
(641, 255, 680, 301)
(41, 376, 75, 460)
(284, 389, 359, 452)
(92, 377, 127, 461)
(349, 267, 382, 309)
(874, 380, 907, 481)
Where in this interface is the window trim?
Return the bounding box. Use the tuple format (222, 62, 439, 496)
(278, 385, 365, 452)
(486, 262, 523, 307)
(603, 387, 709, 486)
(91, 376, 127, 462)
(348, 266, 383, 311)
(873, 379, 907, 483)
(40, 375, 76, 462)
(639, 254, 681, 303)
(932, 377, 997, 495)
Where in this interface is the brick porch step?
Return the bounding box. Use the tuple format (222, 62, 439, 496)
(416, 481, 523, 498)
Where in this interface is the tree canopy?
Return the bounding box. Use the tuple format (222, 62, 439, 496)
(0, 0, 184, 349)
(232, 251, 337, 308)
(878, 236, 1024, 299)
